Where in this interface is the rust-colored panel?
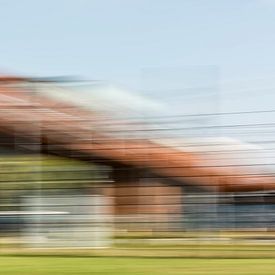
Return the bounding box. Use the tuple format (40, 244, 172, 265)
(0, 77, 273, 193)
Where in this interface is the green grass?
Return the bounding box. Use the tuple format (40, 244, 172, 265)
(0, 256, 275, 275)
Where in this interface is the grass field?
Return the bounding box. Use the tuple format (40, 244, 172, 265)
(0, 256, 275, 275)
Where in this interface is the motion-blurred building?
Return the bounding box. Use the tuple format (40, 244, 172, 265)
(0, 75, 275, 247)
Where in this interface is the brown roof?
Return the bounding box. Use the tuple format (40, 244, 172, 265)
(0, 78, 273, 193)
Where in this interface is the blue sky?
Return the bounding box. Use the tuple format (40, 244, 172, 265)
(1, 0, 275, 116)
(1, 0, 275, 84)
